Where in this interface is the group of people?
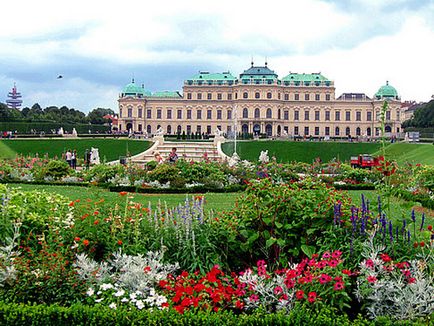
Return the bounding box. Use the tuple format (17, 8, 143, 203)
(154, 147, 178, 164)
(64, 149, 77, 169)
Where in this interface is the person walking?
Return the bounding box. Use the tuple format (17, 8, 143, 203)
(71, 149, 77, 169)
(65, 149, 72, 167)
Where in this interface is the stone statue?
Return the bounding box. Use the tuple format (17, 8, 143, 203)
(72, 128, 78, 137)
(259, 150, 269, 164)
(214, 128, 223, 137)
(228, 152, 240, 167)
(282, 129, 288, 137)
(58, 127, 64, 135)
(90, 147, 100, 165)
(155, 126, 164, 136)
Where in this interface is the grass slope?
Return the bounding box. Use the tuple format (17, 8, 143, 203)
(377, 143, 434, 165)
(222, 141, 381, 163)
(0, 139, 152, 162)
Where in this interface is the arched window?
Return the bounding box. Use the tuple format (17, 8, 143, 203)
(242, 124, 249, 134)
(367, 127, 371, 136)
(243, 108, 248, 118)
(345, 127, 351, 136)
(356, 127, 361, 136)
(167, 125, 172, 134)
(254, 108, 260, 118)
(266, 108, 272, 119)
(278, 109, 281, 120)
(177, 125, 182, 133)
(385, 125, 392, 133)
(147, 125, 152, 134)
(335, 127, 340, 136)
(265, 124, 272, 136)
(255, 92, 260, 99)
(243, 92, 248, 99)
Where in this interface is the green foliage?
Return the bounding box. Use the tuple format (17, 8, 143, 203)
(403, 99, 434, 128)
(226, 178, 351, 267)
(37, 160, 70, 180)
(148, 164, 180, 183)
(84, 164, 124, 184)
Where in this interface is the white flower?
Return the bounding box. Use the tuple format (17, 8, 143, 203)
(121, 297, 129, 303)
(130, 293, 137, 300)
(95, 298, 103, 303)
(101, 283, 114, 291)
(114, 289, 125, 297)
(109, 303, 117, 310)
(135, 300, 145, 310)
(86, 287, 95, 296)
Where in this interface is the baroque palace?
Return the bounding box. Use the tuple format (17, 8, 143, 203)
(118, 62, 402, 139)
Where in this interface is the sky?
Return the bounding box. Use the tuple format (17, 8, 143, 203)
(1, 0, 434, 113)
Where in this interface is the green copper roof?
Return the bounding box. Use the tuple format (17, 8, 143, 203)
(375, 81, 399, 99)
(239, 65, 278, 79)
(149, 91, 182, 98)
(188, 72, 236, 81)
(122, 79, 151, 96)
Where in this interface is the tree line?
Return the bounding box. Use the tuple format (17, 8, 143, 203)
(402, 99, 434, 128)
(0, 103, 115, 125)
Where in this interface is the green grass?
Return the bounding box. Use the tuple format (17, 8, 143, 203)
(222, 141, 381, 163)
(6, 183, 238, 212)
(375, 143, 434, 165)
(0, 139, 152, 162)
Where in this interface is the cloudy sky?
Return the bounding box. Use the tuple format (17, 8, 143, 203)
(1, 0, 433, 112)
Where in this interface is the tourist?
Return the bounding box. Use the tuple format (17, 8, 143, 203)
(65, 149, 72, 167)
(168, 147, 178, 163)
(71, 149, 77, 169)
(84, 149, 91, 169)
(154, 152, 164, 164)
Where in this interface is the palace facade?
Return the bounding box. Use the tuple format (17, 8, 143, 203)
(118, 63, 403, 138)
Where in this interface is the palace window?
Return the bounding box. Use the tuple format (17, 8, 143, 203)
(284, 110, 289, 120)
(197, 93, 202, 100)
(207, 110, 212, 119)
(227, 110, 232, 119)
(187, 125, 191, 134)
(128, 108, 132, 118)
(207, 93, 212, 100)
(266, 108, 272, 119)
(255, 92, 260, 99)
(157, 109, 162, 119)
(254, 108, 260, 118)
(346, 127, 351, 136)
(367, 111, 372, 121)
(294, 110, 299, 120)
(386, 111, 391, 120)
(243, 92, 248, 99)
(315, 127, 319, 135)
(177, 110, 182, 119)
(325, 94, 331, 101)
(167, 125, 172, 134)
(217, 93, 222, 100)
(217, 110, 222, 119)
(197, 125, 202, 133)
(335, 111, 340, 121)
(315, 111, 320, 121)
(294, 126, 299, 135)
(305, 93, 310, 101)
(243, 108, 248, 118)
(284, 94, 289, 101)
(197, 110, 202, 119)
(304, 126, 309, 136)
(167, 110, 172, 119)
(304, 110, 309, 121)
(187, 110, 192, 119)
(227, 93, 232, 100)
(267, 92, 272, 99)
(356, 127, 361, 136)
(356, 111, 361, 121)
(207, 125, 211, 134)
(346, 111, 351, 121)
(325, 126, 330, 136)
(147, 110, 152, 119)
(187, 93, 192, 99)
(315, 94, 320, 101)
(325, 111, 330, 121)
(335, 126, 340, 136)
(295, 94, 299, 101)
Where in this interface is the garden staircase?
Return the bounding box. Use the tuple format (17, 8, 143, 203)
(129, 138, 228, 164)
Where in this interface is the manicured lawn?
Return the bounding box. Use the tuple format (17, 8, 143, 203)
(7, 183, 239, 212)
(222, 141, 381, 163)
(0, 139, 152, 162)
(374, 143, 434, 165)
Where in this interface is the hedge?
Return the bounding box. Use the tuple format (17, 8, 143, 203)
(2, 301, 429, 326)
(0, 122, 109, 134)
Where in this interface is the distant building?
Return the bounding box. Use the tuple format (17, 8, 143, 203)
(400, 101, 424, 122)
(118, 63, 403, 138)
(6, 83, 23, 109)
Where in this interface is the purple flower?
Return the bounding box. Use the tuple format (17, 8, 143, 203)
(420, 213, 425, 231)
(411, 209, 416, 223)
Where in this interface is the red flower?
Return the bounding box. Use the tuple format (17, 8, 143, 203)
(380, 254, 391, 263)
(296, 290, 305, 300)
(74, 237, 80, 242)
(94, 220, 100, 225)
(117, 240, 122, 245)
(68, 201, 75, 207)
(235, 300, 244, 309)
(342, 269, 352, 276)
(367, 275, 377, 283)
(307, 291, 317, 303)
(82, 239, 89, 246)
(144, 266, 151, 273)
(119, 191, 128, 196)
(334, 282, 345, 291)
(419, 241, 425, 247)
(413, 242, 419, 248)
(319, 273, 332, 284)
(428, 225, 433, 231)
(93, 211, 99, 216)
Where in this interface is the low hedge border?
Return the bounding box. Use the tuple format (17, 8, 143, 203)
(108, 184, 246, 194)
(1, 301, 430, 326)
(395, 189, 434, 210)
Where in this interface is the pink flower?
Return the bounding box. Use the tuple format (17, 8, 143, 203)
(365, 259, 375, 269)
(249, 294, 259, 302)
(332, 250, 342, 259)
(322, 251, 331, 259)
(334, 282, 345, 291)
(328, 259, 339, 268)
(319, 273, 332, 284)
(273, 286, 283, 295)
(307, 291, 317, 303)
(367, 275, 377, 283)
(296, 290, 305, 300)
